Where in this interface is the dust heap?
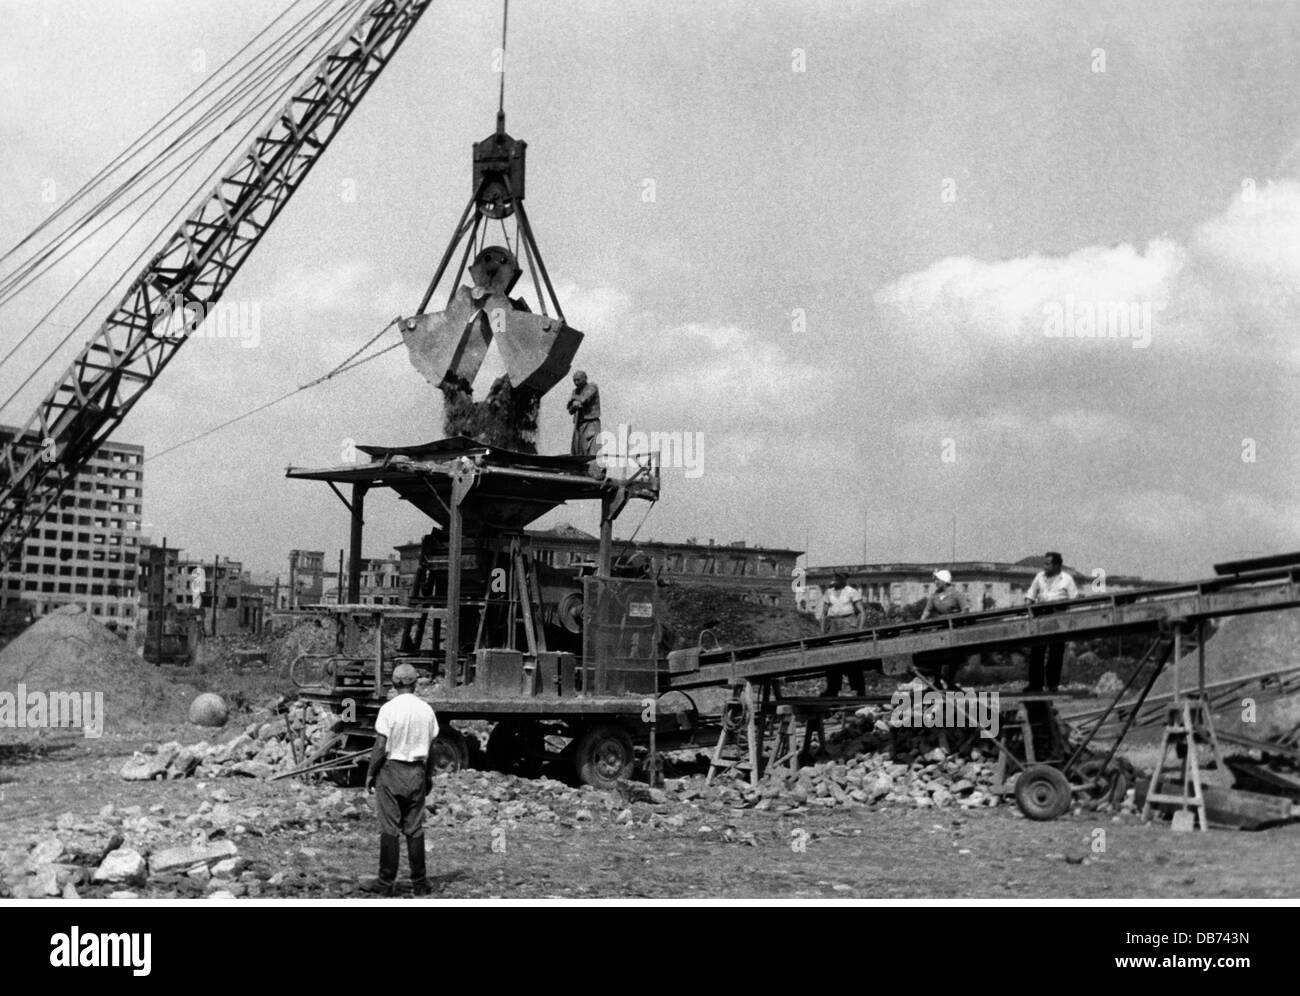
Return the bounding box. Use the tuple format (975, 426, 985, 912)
(440, 373, 540, 453)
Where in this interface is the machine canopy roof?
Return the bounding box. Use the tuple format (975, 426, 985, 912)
(286, 436, 610, 530)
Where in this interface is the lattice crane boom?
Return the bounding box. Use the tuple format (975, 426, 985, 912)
(0, 0, 433, 565)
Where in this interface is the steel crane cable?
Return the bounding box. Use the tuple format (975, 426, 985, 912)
(0, 0, 349, 306)
(0, 0, 359, 367)
(0, 5, 360, 407)
(0, 0, 367, 417)
(498, 0, 509, 117)
(145, 318, 403, 464)
(0, 0, 328, 267)
(0, 0, 343, 303)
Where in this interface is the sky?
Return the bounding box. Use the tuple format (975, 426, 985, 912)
(1, 0, 1299, 581)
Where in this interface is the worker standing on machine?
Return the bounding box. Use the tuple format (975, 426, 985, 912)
(567, 370, 602, 460)
(821, 572, 867, 696)
(920, 569, 968, 689)
(363, 663, 439, 896)
(1024, 551, 1079, 693)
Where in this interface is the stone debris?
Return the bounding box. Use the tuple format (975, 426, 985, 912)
(119, 699, 334, 781)
(93, 848, 147, 886)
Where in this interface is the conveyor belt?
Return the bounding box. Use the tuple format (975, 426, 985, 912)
(667, 564, 1300, 691)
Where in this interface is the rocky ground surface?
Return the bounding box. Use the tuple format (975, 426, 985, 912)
(4, 727, 1299, 900)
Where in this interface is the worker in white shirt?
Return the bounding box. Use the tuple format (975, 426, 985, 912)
(1024, 551, 1079, 693)
(363, 663, 439, 896)
(820, 572, 867, 696)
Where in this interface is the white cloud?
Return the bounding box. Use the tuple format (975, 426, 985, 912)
(875, 182, 1300, 369)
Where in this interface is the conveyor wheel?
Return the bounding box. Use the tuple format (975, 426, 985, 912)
(1014, 764, 1073, 821)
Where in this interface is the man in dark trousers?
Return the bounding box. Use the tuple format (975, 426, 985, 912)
(1024, 551, 1079, 693)
(363, 663, 439, 896)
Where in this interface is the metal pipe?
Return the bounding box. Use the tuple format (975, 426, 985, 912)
(444, 489, 463, 680)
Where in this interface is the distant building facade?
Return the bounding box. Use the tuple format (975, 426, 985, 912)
(395, 525, 803, 607)
(287, 549, 325, 608)
(319, 554, 403, 605)
(138, 545, 265, 642)
(0, 426, 144, 629)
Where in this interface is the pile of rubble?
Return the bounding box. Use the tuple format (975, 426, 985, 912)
(0, 604, 191, 737)
(694, 747, 1001, 811)
(1, 807, 244, 900)
(692, 707, 1138, 815)
(700, 707, 1006, 811)
(0, 781, 378, 899)
(120, 700, 334, 781)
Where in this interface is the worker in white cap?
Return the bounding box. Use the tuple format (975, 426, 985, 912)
(920, 569, 969, 689)
(363, 662, 439, 896)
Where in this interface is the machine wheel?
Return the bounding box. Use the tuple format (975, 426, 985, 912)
(573, 723, 635, 790)
(429, 728, 468, 775)
(1014, 764, 1073, 821)
(486, 720, 543, 776)
(1077, 758, 1130, 808)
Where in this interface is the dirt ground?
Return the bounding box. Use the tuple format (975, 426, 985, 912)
(4, 732, 1300, 900)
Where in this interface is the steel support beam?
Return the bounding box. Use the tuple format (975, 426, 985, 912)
(346, 483, 367, 603)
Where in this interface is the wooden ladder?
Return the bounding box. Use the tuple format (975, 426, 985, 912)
(1142, 694, 1225, 831)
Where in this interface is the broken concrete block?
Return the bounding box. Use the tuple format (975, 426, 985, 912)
(29, 836, 64, 866)
(207, 803, 237, 829)
(121, 743, 180, 781)
(93, 848, 147, 886)
(211, 856, 246, 877)
(32, 864, 61, 896)
(167, 747, 202, 779)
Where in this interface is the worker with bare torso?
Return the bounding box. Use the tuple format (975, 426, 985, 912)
(566, 370, 601, 459)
